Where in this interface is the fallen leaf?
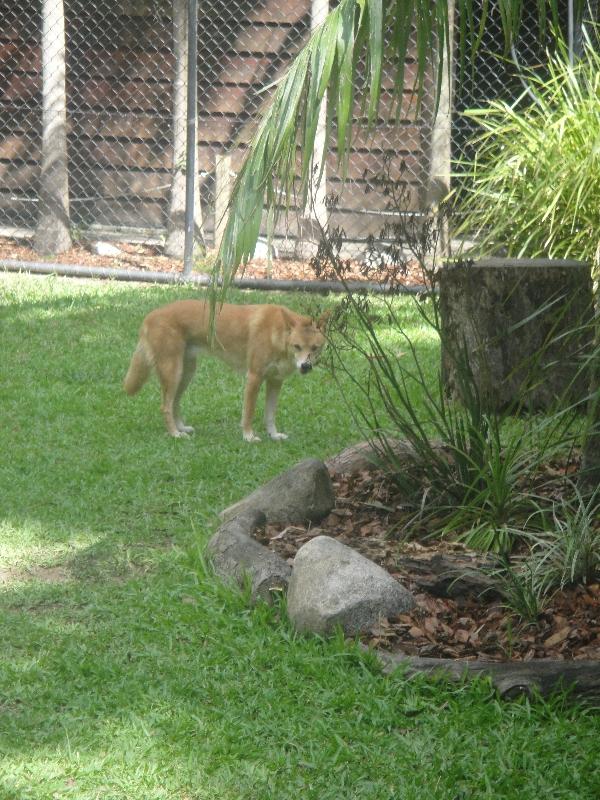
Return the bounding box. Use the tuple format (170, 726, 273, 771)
(424, 617, 439, 635)
(544, 627, 571, 648)
(181, 595, 197, 605)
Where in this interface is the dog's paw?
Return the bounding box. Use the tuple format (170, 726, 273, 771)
(177, 425, 195, 435)
(170, 430, 190, 438)
(243, 431, 261, 443)
(268, 432, 288, 441)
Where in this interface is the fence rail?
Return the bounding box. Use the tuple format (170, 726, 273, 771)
(0, 1, 587, 264)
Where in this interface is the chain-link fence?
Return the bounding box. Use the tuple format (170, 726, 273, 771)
(0, 1, 593, 265)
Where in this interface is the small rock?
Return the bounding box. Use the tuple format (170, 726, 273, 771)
(253, 237, 278, 259)
(287, 535, 415, 636)
(91, 241, 123, 257)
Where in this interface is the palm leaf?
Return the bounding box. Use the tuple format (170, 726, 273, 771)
(214, 0, 566, 292)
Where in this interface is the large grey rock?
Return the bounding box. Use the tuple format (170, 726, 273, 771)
(206, 510, 291, 603)
(220, 458, 334, 526)
(287, 535, 415, 636)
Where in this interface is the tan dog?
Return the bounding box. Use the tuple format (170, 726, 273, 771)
(124, 300, 329, 441)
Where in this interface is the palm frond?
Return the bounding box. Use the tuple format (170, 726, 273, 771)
(214, 0, 567, 294)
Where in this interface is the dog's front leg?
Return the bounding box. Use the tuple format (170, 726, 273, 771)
(242, 371, 263, 442)
(265, 379, 287, 440)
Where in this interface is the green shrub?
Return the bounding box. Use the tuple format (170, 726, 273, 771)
(493, 557, 549, 624)
(489, 484, 600, 621)
(456, 37, 600, 268)
(529, 484, 600, 594)
(314, 201, 587, 554)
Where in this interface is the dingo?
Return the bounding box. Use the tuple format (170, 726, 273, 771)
(124, 300, 329, 441)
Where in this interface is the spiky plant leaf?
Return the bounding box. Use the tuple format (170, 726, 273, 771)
(456, 36, 600, 267)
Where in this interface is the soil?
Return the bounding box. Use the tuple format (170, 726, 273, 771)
(0, 235, 426, 286)
(254, 467, 600, 663)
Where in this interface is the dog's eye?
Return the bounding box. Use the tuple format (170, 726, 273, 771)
(311, 345, 318, 352)
(294, 344, 301, 351)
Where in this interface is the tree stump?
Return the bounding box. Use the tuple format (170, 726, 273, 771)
(439, 259, 594, 412)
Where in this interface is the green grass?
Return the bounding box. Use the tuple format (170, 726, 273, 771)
(0, 273, 599, 800)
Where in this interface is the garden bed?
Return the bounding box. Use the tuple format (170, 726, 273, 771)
(254, 465, 600, 664)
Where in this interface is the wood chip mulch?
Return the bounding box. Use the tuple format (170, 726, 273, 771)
(254, 468, 600, 663)
(0, 238, 185, 273)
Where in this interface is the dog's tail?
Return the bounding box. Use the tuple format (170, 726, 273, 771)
(124, 338, 152, 396)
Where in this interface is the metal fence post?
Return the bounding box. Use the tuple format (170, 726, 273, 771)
(183, 0, 198, 277)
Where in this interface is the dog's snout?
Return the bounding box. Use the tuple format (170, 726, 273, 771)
(300, 361, 312, 374)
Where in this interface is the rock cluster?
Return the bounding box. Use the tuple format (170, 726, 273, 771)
(207, 457, 415, 635)
(205, 447, 600, 699)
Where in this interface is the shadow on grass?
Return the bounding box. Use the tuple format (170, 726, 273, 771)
(1, 277, 598, 799)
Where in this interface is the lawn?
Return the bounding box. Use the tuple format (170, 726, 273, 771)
(0, 273, 598, 800)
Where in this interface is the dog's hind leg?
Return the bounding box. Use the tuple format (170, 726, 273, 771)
(173, 349, 198, 435)
(153, 336, 188, 437)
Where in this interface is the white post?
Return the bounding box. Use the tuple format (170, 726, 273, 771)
(427, 0, 454, 257)
(34, 0, 71, 254)
(214, 153, 232, 252)
(307, 0, 328, 228)
(165, 0, 204, 262)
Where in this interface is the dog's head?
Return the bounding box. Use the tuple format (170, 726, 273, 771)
(288, 310, 330, 374)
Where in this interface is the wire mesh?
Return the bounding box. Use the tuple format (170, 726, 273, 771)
(0, 1, 590, 263)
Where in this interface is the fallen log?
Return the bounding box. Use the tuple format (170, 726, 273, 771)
(326, 438, 448, 476)
(377, 649, 600, 700)
(206, 510, 291, 603)
(396, 552, 500, 599)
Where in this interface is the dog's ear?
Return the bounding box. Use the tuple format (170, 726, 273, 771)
(280, 307, 296, 331)
(315, 310, 332, 332)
